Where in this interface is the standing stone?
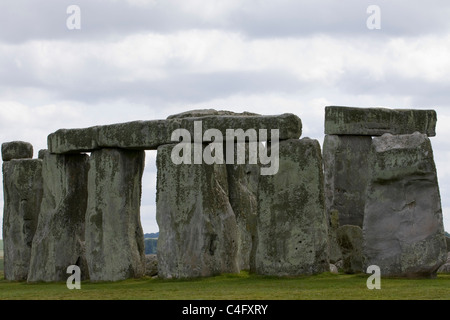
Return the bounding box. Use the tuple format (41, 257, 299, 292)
(85, 148, 146, 282)
(225, 143, 260, 272)
(336, 225, 364, 274)
(156, 143, 239, 279)
(363, 132, 447, 278)
(28, 151, 89, 282)
(2, 159, 43, 281)
(256, 138, 329, 276)
(323, 135, 372, 227)
(2, 141, 33, 161)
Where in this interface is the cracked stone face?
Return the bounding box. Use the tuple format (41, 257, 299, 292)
(363, 132, 447, 278)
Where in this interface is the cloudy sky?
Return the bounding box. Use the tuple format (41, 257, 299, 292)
(1, 0, 450, 237)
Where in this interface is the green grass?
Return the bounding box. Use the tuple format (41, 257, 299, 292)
(0, 271, 449, 300)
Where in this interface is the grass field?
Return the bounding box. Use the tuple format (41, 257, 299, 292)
(0, 270, 449, 300)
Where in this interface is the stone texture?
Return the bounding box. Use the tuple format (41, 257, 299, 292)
(325, 106, 437, 136)
(85, 148, 146, 282)
(145, 254, 158, 277)
(156, 143, 239, 279)
(47, 113, 302, 154)
(336, 225, 364, 274)
(225, 143, 260, 272)
(363, 132, 447, 278)
(327, 209, 342, 264)
(255, 138, 329, 276)
(167, 109, 260, 119)
(2, 141, 33, 161)
(437, 252, 450, 273)
(2, 159, 43, 281)
(323, 135, 372, 227)
(27, 151, 89, 282)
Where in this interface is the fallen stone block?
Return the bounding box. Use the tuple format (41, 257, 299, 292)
(336, 225, 364, 274)
(85, 148, 146, 282)
(255, 138, 329, 276)
(363, 132, 447, 278)
(156, 143, 239, 279)
(27, 151, 89, 282)
(2, 159, 43, 281)
(325, 106, 437, 136)
(2, 141, 33, 161)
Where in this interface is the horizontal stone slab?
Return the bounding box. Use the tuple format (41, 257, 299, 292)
(324, 106, 437, 136)
(48, 113, 302, 154)
(2, 141, 33, 161)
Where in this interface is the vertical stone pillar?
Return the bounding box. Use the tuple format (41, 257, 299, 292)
(363, 132, 447, 278)
(225, 143, 260, 272)
(2, 142, 42, 281)
(85, 148, 146, 282)
(27, 151, 89, 282)
(256, 138, 329, 276)
(156, 143, 239, 279)
(323, 134, 372, 228)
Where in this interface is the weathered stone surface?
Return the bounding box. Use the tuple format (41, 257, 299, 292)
(255, 138, 329, 276)
(2, 159, 42, 281)
(437, 252, 450, 273)
(363, 132, 447, 278)
(323, 134, 372, 227)
(329, 264, 339, 274)
(327, 209, 342, 264)
(145, 254, 158, 277)
(325, 106, 437, 136)
(47, 113, 302, 154)
(446, 236, 450, 252)
(167, 109, 260, 119)
(28, 151, 89, 282)
(2, 141, 33, 161)
(156, 143, 239, 279)
(336, 225, 364, 274)
(85, 148, 146, 282)
(47, 126, 100, 154)
(225, 144, 260, 272)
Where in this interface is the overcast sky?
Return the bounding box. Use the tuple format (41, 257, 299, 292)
(1, 0, 450, 237)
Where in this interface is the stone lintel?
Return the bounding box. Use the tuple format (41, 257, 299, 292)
(325, 106, 437, 136)
(47, 113, 302, 154)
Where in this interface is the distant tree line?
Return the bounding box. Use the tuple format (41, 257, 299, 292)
(144, 233, 159, 255)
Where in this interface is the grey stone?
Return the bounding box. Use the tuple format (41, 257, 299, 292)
(336, 225, 364, 274)
(329, 264, 339, 274)
(145, 254, 158, 277)
(325, 106, 437, 136)
(2, 159, 43, 281)
(2, 141, 33, 161)
(27, 151, 89, 282)
(327, 209, 342, 264)
(225, 143, 260, 272)
(38, 149, 47, 159)
(437, 253, 450, 273)
(323, 134, 372, 227)
(445, 236, 450, 252)
(47, 126, 100, 154)
(47, 113, 302, 154)
(85, 148, 146, 282)
(255, 138, 329, 276)
(363, 132, 447, 278)
(167, 109, 260, 119)
(156, 143, 239, 279)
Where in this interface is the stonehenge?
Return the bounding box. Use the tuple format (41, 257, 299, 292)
(1, 106, 448, 282)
